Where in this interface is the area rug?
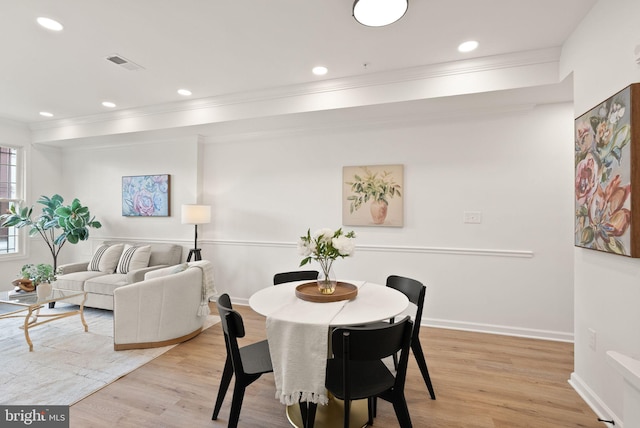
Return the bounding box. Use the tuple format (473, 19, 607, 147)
(0, 304, 220, 405)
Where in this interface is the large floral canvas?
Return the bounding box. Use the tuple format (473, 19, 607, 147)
(575, 84, 640, 256)
(122, 174, 170, 217)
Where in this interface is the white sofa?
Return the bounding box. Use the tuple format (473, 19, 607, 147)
(113, 261, 214, 351)
(53, 241, 182, 310)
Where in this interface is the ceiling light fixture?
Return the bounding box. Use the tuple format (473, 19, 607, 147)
(177, 89, 192, 96)
(39, 111, 53, 118)
(458, 40, 479, 53)
(36, 17, 64, 31)
(312, 66, 328, 76)
(353, 0, 408, 27)
(102, 101, 116, 108)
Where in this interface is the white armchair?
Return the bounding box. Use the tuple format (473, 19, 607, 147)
(113, 261, 213, 351)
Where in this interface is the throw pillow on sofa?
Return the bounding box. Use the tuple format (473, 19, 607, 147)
(116, 245, 151, 274)
(88, 243, 125, 273)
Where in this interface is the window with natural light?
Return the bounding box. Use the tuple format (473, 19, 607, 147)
(0, 145, 20, 254)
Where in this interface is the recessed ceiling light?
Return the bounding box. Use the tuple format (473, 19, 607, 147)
(177, 89, 192, 96)
(39, 111, 54, 118)
(102, 101, 116, 108)
(312, 66, 328, 76)
(458, 40, 479, 53)
(37, 17, 64, 31)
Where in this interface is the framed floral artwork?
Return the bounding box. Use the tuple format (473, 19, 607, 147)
(575, 83, 640, 256)
(122, 174, 170, 217)
(343, 164, 403, 227)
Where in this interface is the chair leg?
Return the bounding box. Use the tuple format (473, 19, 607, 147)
(391, 393, 413, 428)
(412, 338, 436, 399)
(212, 356, 234, 420)
(390, 317, 398, 370)
(228, 384, 246, 428)
(367, 397, 374, 425)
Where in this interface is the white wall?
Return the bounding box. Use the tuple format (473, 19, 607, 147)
(0, 131, 202, 289)
(560, 0, 640, 424)
(202, 101, 575, 339)
(39, 98, 576, 341)
(57, 135, 203, 264)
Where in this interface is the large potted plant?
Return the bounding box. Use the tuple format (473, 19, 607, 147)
(0, 194, 102, 274)
(345, 167, 402, 224)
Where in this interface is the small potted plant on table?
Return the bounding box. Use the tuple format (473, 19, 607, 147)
(12, 263, 57, 293)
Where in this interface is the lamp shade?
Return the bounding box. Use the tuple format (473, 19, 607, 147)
(181, 204, 211, 225)
(353, 0, 408, 27)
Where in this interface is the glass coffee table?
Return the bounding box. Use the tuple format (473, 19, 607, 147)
(0, 288, 88, 351)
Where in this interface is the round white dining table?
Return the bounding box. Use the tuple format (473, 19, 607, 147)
(249, 279, 409, 326)
(248, 279, 410, 428)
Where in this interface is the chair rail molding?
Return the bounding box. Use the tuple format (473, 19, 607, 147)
(209, 239, 534, 258)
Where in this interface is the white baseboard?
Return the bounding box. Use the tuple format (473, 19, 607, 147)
(569, 372, 619, 427)
(232, 297, 251, 306)
(425, 317, 574, 342)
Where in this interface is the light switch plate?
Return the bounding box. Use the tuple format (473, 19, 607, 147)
(588, 328, 597, 351)
(464, 211, 482, 224)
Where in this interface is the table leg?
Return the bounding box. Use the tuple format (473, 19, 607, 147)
(79, 292, 88, 332)
(286, 397, 368, 428)
(24, 307, 37, 352)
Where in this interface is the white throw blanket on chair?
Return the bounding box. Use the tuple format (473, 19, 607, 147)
(188, 260, 216, 316)
(266, 297, 348, 406)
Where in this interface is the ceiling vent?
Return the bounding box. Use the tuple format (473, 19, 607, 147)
(106, 54, 144, 71)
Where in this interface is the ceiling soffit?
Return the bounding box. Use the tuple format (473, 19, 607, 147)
(30, 48, 564, 145)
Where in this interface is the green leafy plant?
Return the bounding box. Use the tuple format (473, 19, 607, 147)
(345, 167, 402, 214)
(20, 263, 57, 285)
(1, 194, 102, 271)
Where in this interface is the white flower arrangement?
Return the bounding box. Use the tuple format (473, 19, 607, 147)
(298, 228, 356, 282)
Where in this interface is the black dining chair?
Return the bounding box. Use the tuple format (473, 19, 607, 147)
(311, 316, 414, 428)
(385, 275, 436, 400)
(273, 270, 319, 285)
(212, 294, 273, 428)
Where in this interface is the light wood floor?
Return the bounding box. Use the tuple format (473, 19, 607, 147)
(70, 303, 602, 428)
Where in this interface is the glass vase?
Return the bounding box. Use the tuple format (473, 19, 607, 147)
(317, 263, 337, 295)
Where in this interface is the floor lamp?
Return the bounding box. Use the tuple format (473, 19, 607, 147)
(181, 204, 211, 262)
